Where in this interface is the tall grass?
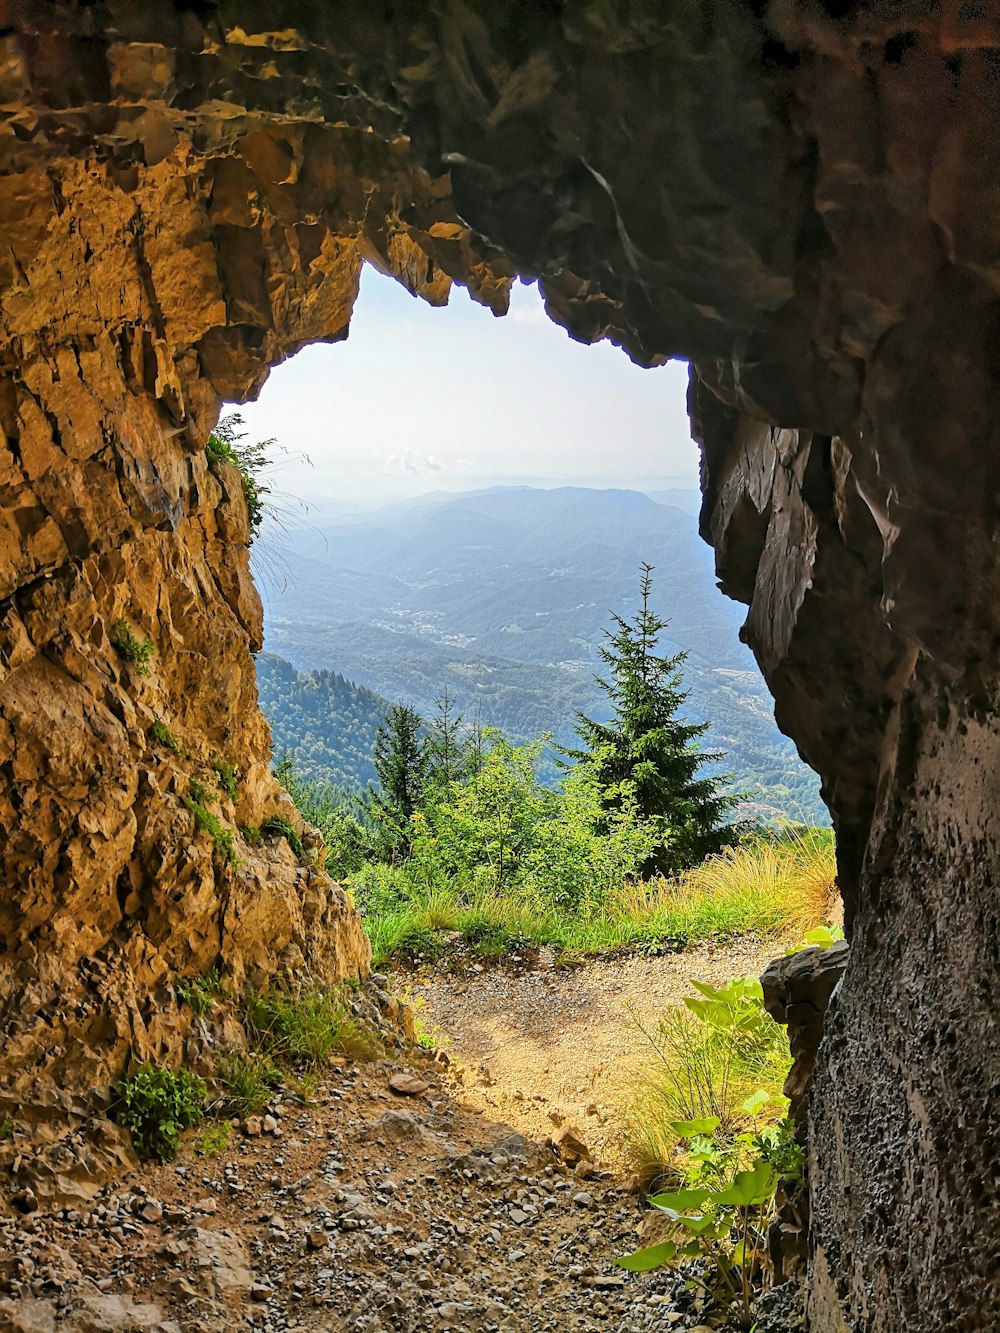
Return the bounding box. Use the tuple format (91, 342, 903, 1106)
(626, 975, 795, 1188)
(355, 828, 837, 967)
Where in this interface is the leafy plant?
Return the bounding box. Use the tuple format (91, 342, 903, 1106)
(217, 1051, 283, 1117)
(0, 1119, 13, 1142)
(214, 758, 239, 802)
(189, 778, 215, 806)
(195, 1122, 232, 1157)
(116, 1065, 206, 1163)
(785, 921, 845, 955)
(627, 974, 792, 1184)
(241, 823, 262, 847)
(185, 795, 238, 867)
(261, 813, 303, 859)
(111, 619, 154, 675)
(618, 1156, 780, 1329)
(206, 413, 272, 543)
(149, 720, 184, 755)
(177, 967, 225, 1016)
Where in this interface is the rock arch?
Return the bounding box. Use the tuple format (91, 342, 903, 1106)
(1, 4, 998, 1329)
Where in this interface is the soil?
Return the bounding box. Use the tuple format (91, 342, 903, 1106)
(408, 939, 779, 1169)
(0, 942, 803, 1333)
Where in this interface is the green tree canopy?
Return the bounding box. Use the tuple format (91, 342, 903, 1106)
(369, 703, 428, 859)
(568, 563, 742, 875)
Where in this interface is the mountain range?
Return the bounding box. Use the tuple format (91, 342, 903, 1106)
(255, 485, 827, 824)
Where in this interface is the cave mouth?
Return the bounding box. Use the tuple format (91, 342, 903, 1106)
(238, 263, 827, 835)
(3, 5, 999, 1328)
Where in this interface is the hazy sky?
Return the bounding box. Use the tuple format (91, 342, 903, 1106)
(229, 265, 699, 506)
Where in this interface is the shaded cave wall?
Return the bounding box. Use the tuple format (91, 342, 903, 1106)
(1, 3, 999, 1329)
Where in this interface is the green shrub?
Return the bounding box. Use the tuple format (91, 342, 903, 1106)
(217, 1051, 283, 1117)
(0, 1119, 12, 1143)
(246, 987, 380, 1067)
(149, 720, 184, 754)
(116, 1064, 205, 1162)
(241, 823, 262, 847)
(205, 414, 271, 543)
(195, 1122, 232, 1157)
(626, 974, 792, 1189)
(214, 758, 238, 802)
(189, 778, 215, 806)
(261, 814, 303, 859)
(185, 796, 238, 867)
(111, 619, 154, 675)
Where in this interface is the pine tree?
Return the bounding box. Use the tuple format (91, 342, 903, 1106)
(425, 690, 466, 790)
(568, 563, 741, 876)
(369, 704, 427, 859)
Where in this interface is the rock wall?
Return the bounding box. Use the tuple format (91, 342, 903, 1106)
(1, 3, 999, 1329)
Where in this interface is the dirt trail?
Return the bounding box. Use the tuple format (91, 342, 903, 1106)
(409, 938, 778, 1171)
(0, 942, 795, 1333)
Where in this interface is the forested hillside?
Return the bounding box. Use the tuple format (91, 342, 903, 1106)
(257, 486, 828, 823)
(256, 652, 385, 788)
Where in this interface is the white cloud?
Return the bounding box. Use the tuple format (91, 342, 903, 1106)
(385, 449, 445, 473)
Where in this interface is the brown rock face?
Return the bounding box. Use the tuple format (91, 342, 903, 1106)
(1, 4, 998, 1329)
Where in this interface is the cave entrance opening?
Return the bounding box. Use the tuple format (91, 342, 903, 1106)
(233, 260, 826, 830)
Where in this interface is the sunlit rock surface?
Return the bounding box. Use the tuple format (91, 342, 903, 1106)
(1, 5, 998, 1328)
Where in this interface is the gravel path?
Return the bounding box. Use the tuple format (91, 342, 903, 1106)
(0, 943, 800, 1333)
(406, 938, 779, 1170)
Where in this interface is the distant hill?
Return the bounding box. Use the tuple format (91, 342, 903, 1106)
(256, 652, 387, 790)
(257, 486, 828, 824)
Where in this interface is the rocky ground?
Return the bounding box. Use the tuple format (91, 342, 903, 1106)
(0, 947, 805, 1333)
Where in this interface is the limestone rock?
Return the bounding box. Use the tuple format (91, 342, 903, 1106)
(0, 5, 998, 1331)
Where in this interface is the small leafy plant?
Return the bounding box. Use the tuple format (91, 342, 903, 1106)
(111, 619, 154, 675)
(195, 1122, 232, 1157)
(261, 814, 303, 859)
(206, 414, 272, 544)
(240, 823, 262, 847)
(214, 758, 239, 802)
(177, 967, 225, 1016)
(185, 793, 238, 867)
(149, 720, 184, 754)
(618, 1108, 803, 1329)
(246, 987, 380, 1068)
(217, 1051, 284, 1117)
(116, 1064, 206, 1163)
(0, 1119, 13, 1142)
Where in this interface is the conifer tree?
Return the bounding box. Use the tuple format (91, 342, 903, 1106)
(568, 563, 741, 876)
(425, 690, 466, 790)
(369, 704, 427, 859)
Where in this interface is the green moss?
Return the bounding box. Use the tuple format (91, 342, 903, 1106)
(261, 814, 303, 859)
(185, 795, 238, 867)
(111, 619, 154, 675)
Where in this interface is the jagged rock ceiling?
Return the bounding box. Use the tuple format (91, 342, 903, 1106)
(1, 4, 998, 1330)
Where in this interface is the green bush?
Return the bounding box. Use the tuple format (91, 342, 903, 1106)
(205, 414, 271, 544)
(240, 823, 262, 847)
(176, 967, 225, 1016)
(111, 619, 154, 675)
(217, 1051, 283, 1117)
(261, 813, 303, 859)
(116, 1064, 206, 1162)
(214, 758, 239, 802)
